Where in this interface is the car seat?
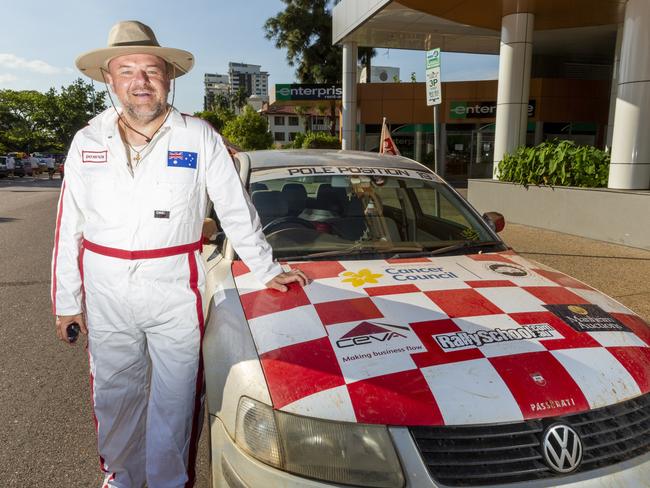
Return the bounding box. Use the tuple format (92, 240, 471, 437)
(250, 182, 268, 193)
(251, 190, 289, 227)
(281, 183, 308, 216)
(316, 184, 348, 214)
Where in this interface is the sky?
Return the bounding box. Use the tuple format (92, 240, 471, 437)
(0, 0, 499, 114)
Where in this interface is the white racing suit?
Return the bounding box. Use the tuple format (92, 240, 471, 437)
(51, 108, 281, 488)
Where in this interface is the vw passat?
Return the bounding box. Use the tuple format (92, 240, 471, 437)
(200, 150, 650, 487)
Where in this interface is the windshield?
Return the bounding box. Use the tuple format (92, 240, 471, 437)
(245, 166, 504, 260)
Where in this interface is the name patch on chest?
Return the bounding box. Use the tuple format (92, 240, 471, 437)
(154, 210, 170, 219)
(82, 150, 108, 163)
(168, 151, 197, 169)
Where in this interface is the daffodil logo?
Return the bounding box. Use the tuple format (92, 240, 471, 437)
(341, 268, 383, 287)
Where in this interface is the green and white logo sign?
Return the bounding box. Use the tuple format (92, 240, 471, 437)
(450, 100, 536, 119)
(275, 84, 342, 101)
(426, 48, 441, 70)
(425, 48, 442, 106)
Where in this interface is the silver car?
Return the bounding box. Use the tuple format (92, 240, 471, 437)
(200, 150, 650, 487)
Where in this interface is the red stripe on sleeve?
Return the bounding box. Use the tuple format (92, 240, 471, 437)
(51, 181, 66, 314)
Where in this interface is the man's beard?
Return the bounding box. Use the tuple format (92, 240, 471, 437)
(124, 99, 167, 123)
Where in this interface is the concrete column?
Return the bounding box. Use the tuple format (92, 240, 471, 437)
(605, 24, 624, 150)
(342, 41, 358, 150)
(609, 0, 650, 189)
(534, 120, 544, 145)
(493, 12, 534, 179)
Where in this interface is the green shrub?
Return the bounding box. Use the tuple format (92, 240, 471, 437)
(498, 140, 610, 187)
(222, 106, 273, 150)
(301, 131, 340, 149)
(288, 132, 306, 149)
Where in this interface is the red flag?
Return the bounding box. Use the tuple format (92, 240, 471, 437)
(379, 117, 400, 155)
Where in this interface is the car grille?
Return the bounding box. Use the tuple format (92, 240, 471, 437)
(409, 392, 650, 486)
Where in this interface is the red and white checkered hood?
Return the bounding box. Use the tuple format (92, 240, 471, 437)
(231, 251, 650, 426)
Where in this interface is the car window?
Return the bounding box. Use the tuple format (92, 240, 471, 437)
(242, 168, 500, 260)
(413, 187, 473, 227)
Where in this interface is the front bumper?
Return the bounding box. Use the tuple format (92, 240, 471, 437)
(209, 414, 650, 488)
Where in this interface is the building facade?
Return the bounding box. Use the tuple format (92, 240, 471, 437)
(203, 73, 230, 111)
(262, 103, 339, 147)
(228, 62, 269, 97)
(203, 63, 270, 111)
(333, 0, 650, 190)
(355, 78, 608, 181)
(359, 65, 400, 83)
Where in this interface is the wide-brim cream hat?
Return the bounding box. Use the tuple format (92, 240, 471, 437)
(75, 20, 194, 82)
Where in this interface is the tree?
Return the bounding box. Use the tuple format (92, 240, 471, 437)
(358, 47, 377, 83)
(0, 89, 52, 152)
(0, 78, 105, 153)
(232, 86, 249, 112)
(222, 106, 273, 150)
(214, 93, 231, 111)
(42, 78, 107, 151)
(293, 105, 311, 132)
(265, 1, 377, 135)
(194, 107, 235, 132)
(265, 0, 341, 135)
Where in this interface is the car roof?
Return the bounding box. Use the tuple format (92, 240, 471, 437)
(241, 149, 432, 173)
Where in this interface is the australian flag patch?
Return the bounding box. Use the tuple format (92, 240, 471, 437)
(167, 151, 197, 169)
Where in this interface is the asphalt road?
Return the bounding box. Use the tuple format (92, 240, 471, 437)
(0, 176, 211, 488)
(0, 176, 647, 487)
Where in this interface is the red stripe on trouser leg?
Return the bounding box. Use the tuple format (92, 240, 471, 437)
(51, 180, 66, 314)
(185, 251, 205, 488)
(88, 352, 108, 473)
(82, 249, 108, 474)
(102, 472, 115, 488)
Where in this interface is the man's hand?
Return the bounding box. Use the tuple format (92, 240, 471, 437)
(202, 218, 218, 240)
(265, 269, 310, 292)
(55, 313, 87, 345)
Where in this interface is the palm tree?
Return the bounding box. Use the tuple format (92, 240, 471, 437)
(358, 47, 376, 83)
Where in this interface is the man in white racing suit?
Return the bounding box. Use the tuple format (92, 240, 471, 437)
(51, 20, 307, 488)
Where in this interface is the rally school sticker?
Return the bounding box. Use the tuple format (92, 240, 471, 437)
(544, 304, 631, 332)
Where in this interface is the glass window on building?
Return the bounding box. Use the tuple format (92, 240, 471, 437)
(289, 132, 299, 141)
(274, 116, 285, 126)
(288, 116, 300, 126)
(274, 132, 286, 142)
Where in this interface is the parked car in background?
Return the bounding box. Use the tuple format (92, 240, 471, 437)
(13, 159, 27, 177)
(19, 159, 33, 177)
(0, 156, 7, 178)
(198, 149, 650, 488)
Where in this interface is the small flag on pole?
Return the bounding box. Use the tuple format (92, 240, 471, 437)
(379, 117, 400, 156)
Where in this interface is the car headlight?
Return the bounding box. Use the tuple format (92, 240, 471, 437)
(235, 397, 405, 487)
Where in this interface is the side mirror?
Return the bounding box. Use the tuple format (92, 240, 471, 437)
(483, 212, 505, 233)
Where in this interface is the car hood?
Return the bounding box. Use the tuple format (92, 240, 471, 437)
(232, 251, 650, 426)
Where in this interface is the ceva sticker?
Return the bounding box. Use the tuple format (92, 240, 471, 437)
(327, 321, 426, 382)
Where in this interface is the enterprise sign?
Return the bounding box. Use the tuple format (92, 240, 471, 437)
(450, 100, 536, 119)
(275, 84, 342, 101)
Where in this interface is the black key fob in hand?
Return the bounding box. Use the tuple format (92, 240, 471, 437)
(66, 323, 81, 343)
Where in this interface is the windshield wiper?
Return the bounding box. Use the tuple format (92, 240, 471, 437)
(389, 240, 504, 259)
(283, 242, 423, 261)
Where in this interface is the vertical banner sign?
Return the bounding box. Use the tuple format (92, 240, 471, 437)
(426, 48, 442, 106)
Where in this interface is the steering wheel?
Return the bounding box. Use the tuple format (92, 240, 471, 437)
(262, 216, 316, 234)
